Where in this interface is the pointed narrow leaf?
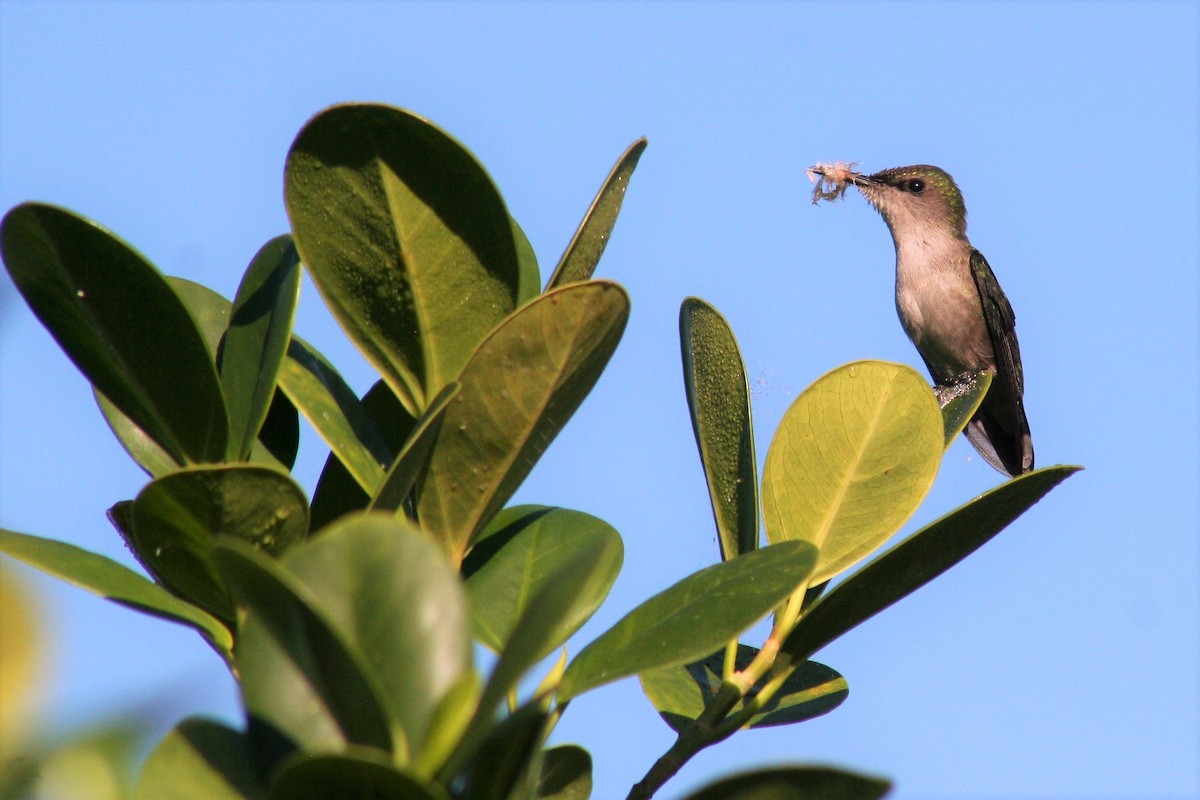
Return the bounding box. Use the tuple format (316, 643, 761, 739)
(370, 382, 459, 514)
(939, 370, 992, 448)
(0, 528, 231, 659)
(546, 138, 647, 289)
(680, 298, 758, 559)
(278, 337, 393, 493)
(220, 236, 301, 460)
(213, 538, 395, 754)
(783, 465, 1081, 662)
(285, 103, 521, 412)
(281, 514, 473, 760)
(130, 465, 309, 622)
(269, 751, 446, 800)
(464, 505, 622, 655)
(537, 746, 592, 800)
(1, 203, 228, 463)
(762, 361, 943, 585)
(639, 644, 846, 732)
(680, 767, 890, 800)
(418, 281, 628, 564)
(134, 719, 263, 800)
(558, 541, 817, 702)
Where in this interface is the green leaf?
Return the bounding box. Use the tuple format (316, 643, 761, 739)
(278, 337, 394, 493)
(511, 216, 541, 305)
(939, 370, 992, 447)
(1, 203, 228, 463)
(678, 766, 891, 800)
(129, 465, 309, 623)
(282, 514, 473, 761)
(462, 704, 548, 800)
(464, 506, 623, 655)
(0, 528, 232, 661)
(546, 138, 647, 289)
(370, 382, 460, 514)
(134, 719, 263, 800)
(782, 465, 1082, 663)
(638, 644, 846, 733)
(418, 281, 629, 564)
(213, 537, 395, 756)
(762, 361, 943, 585)
(537, 746, 592, 800)
(219, 235, 302, 460)
(97, 277, 297, 476)
(557, 541, 817, 702)
(269, 751, 447, 800)
(285, 103, 521, 413)
(679, 298, 758, 560)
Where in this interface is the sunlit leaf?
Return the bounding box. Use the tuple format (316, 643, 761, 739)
(537, 746, 592, 800)
(558, 541, 817, 701)
(418, 281, 628, 564)
(938, 370, 992, 448)
(285, 103, 521, 413)
(762, 361, 943, 585)
(546, 138, 647, 289)
(134, 719, 262, 800)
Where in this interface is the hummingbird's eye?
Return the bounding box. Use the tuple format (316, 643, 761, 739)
(904, 179, 925, 193)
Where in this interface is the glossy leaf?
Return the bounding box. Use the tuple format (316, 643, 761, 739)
(537, 746, 592, 800)
(679, 766, 890, 800)
(129, 465, 308, 623)
(546, 138, 647, 289)
(219, 235, 301, 460)
(214, 538, 395, 755)
(285, 103, 521, 413)
(418, 281, 629, 564)
(134, 719, 262, 800)
(282, 514, 473, 760)
(1, 203, 228, 463)
(639, 644, 846, 732)
(783, 465, 1081, 662)
(269, 751, 446, 800)
(557, 541, 817, 702)
(278, 336, 393, 493)
(762, 361, 943, 585)
(0, 528, 232, 660)
(370, 382, 460, 514)
(939, 370, 992, 448)
(679, 297, 758, 560)
(464, 505, 623, 655)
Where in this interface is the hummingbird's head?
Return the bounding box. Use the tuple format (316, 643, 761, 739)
(853, 165, 969, 240)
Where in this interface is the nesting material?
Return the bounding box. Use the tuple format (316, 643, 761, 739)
(807, 161, 862, 204)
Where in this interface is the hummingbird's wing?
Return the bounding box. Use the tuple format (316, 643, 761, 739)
(968, 248, 1034, 475)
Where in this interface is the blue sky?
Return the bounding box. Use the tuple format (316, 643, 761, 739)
(1, 2, 1197, 798)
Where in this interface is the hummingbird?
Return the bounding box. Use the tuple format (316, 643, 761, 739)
(810, 163, 1034, 477)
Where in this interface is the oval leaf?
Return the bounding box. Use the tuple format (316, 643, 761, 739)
(680, 298, 758, 560)
(546, 138, 647, 289)
(1, 203, 228, 463)
(418, 281, 629, 564)
(537, 746, 592, 800)
(282, 514, 473, 760)
(219, 235, 302, 460)
(285, 103, 521, 413)
(639, 644, 846, 733)
(269, 751, 446, 800)
(464, 505, 623, 655)
(679, 766, 891, 800)
(762, 360, 943, 585)
(134, 719, 262, 800)
(557, 540, 817, 702)
(130, 465, 309, 623)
